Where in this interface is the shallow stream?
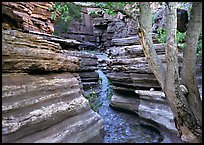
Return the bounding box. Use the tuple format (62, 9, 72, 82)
(93, 53, 161, 143)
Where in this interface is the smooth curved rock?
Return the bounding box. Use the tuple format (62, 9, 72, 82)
(2, 73, 104, 143)
(2, 29, 104, 143)
(110, 89, 181, 143)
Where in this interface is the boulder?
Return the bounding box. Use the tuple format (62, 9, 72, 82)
(152, 6, 189, 33)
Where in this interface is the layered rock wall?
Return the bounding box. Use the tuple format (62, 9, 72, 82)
(2, 30, 104, 143)
(54, 7, 97, 43)
(2, 2, 57, 34)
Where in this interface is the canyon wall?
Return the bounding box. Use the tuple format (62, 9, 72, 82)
(2, 2, 104, 143)
(2, 2, 57, 34)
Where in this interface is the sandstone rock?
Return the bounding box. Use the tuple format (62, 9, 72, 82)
(28, 30, 82, 49)
(134, 90, 178, 133)
(61, 50, 98, 72)
(2, 73, 104, 143)
(78, 71, 99, 89)
(2, 30, 80, 73)
(110, 91, 140, 113)
(54, 7, 96, 43)
(107, 72, 160, 90)
(109, 89, 180, 143)
(106, 43, 183, 91)
(112, 35, 140, 46)
(78, 41, 98, 50)
(106, 44, 165, 58)
(2, 2, 57, 34)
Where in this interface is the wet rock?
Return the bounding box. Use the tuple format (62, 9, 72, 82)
(135, 90, 180, 143)
(110, 89, 181, 143)
(2, 2, 57, 34)
(110, 91, 140, 113)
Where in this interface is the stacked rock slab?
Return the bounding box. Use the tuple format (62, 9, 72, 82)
(27, 31, 100, 90)
(106, 39, 183, 91)
(2, 30, 104, 143)
(2, 2, 57, 34)
(106, 36, 183, 142)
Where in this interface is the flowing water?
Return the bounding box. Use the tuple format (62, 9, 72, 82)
(93, 53, 161, 143)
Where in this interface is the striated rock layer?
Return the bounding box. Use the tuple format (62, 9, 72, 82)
(2, 2, 57, 34)
(106, 43, 183, 91)
(106, 36, 183, 142)
(24, 30, 100, 90)
(2, 30, 104, 143)
(2, 73, 104, 143)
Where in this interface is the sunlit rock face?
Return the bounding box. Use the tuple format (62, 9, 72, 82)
(2, 2, 57, 34)
(2, 30, 104, 143)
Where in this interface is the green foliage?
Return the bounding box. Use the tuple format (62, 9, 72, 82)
(176, 31, 186, 43)
(154, 28, 202, 54)
(154, 28, 166, 45)
(84, 89, 102, 112)
(197, 33, 202, 54)
(155, 28, 186, 46)
(49, 2, 82, 22)
(49, 2, 82, 36)
(91, 2, 137, 16)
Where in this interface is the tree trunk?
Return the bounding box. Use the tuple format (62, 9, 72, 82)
(165, 2, 202, 143)
(181, 2, 202, 126)
(138, 2, 202, 143)
(137, 2, 166, 90)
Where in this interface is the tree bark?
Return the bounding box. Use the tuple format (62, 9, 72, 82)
(181, 2, 202, 126)
(137, 2, 166, 90)
(165, 2, 202, 143)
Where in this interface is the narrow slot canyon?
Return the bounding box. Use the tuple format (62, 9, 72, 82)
(2, 2, 202, 143)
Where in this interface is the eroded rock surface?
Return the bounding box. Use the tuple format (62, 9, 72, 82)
(2, 30, 80, 73)
(2, 2, 57, 34)
(109, 90, 182, 143)
(106, 43, 183, 91)
(2, 29, 104, 143)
